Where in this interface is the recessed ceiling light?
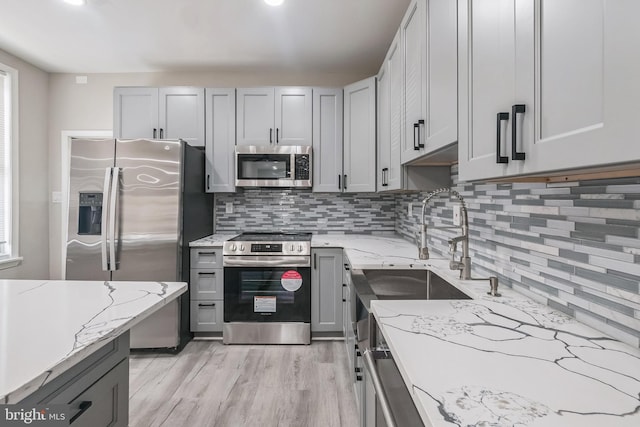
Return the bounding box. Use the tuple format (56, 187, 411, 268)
(64, 0, 86, 5)
(264, 0, 284, 6)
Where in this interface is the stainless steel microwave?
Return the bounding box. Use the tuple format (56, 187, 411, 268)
(235, 145, 312, 188)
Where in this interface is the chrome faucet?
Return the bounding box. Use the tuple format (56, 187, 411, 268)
(417, 187, 472, 280)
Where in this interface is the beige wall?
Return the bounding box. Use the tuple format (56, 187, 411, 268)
(0, 49, 49, 279)
(47, 70, 369, 279)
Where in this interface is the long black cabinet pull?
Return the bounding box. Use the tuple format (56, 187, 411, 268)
(418, 119, 425, 148)
(153, 128, 157, 139)
(313, 253, 317, 270)
(269, 128, 273, 144)
(413, 123, 419, 150)
(276, 128, 279, 144)
(198, 303, 216, 307)
(206, 174, 210, 190)
(159, 128, 164, 139)
(70, 401, 93, 424)
(197, 272, 215, 276)
(343, 174, 347, 190)
(338, 174, 341, 190)
(382, 168, 389, 186)
(511, 104, 526, 160)
(496, 112, 509, 164)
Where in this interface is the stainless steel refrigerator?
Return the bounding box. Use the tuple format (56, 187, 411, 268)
(65, 138, 213, 351)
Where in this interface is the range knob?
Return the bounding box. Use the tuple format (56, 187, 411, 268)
(239, 244, 245, 252)
(289, 244, 295, 252)
(298, 244, 304, 252)
(230, 244, 237, 251)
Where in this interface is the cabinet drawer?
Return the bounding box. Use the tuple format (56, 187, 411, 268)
(52, 359, 129, 427)
(190, 268, 223, 300)
(190, 300, 223, 332)
(190, 247, 223, 268)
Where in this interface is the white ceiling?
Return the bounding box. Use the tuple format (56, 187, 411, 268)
(0, 0, 411, 74)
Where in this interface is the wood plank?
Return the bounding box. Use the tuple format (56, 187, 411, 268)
(129, 340, 358, 426)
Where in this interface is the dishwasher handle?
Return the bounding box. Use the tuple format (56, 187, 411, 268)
(363, 349, 397, 427)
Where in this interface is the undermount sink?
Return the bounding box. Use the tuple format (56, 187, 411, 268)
(361, 269, 471, 300)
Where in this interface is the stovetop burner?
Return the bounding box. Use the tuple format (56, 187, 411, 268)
(229, 232, 312, 242)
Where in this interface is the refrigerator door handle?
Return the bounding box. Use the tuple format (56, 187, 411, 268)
(108, 167, 120, 271)
(101, 167, 112, 271)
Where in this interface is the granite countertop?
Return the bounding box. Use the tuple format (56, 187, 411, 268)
(371, 298, 640, 427)
(189, 234, 237, 247)
(0, 280, 187, 404)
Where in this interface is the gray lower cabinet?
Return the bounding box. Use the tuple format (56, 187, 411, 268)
(311, 248, 344, 333)
(190, 247, 224, 333)
(20, 333, 129, 427)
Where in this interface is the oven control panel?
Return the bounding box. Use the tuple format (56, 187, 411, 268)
(251, 243, 282, 252)
(223, 241, 311, 256)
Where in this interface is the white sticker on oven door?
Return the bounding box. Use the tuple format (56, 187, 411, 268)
(254, 296, 277, 313)
(281, 270, 303, 292)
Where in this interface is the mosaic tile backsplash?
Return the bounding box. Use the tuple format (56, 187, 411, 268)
(214, 170, 640, 347)
(396, 165, 640, 347)
(214, 189, 396, 234)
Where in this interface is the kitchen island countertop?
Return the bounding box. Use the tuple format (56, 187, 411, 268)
(0, 279, 187, 404)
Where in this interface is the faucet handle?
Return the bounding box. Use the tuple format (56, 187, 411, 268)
(448, 239, 458, 253)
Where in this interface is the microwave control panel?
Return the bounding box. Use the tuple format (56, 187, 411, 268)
(294, 154, 310, 180)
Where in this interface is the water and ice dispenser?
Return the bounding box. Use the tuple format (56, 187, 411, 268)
(77, 192, 103, 235)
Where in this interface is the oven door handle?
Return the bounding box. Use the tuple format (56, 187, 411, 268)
(223, 256, 310, 268)
(363, 349, 397, 427)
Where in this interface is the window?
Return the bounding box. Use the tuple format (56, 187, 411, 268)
(0, 62, 20, 268)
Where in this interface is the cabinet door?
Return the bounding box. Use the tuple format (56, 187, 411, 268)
(387, 30, 403, 191)
(236, 87, 275, 146)
(400, 0, 426, 164)
(311, 249, 344, 333)
(423, 0, 457, 153)
(377, 63, 390, 192)
(158, 87, 205, 146)
(275, 87, 312, 146)
(523, 0, 640, 174)
(344, 77, 377, 193)
(113, 87, 158, 139)
(312, 88, 344, 193)
(458, 0, 522, 181)
(205, 88, 236, 192)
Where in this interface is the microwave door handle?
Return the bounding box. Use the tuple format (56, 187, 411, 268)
(363, 350, 397, 427)
(101, 167, 112, 271)
(108, 167, 120, 271)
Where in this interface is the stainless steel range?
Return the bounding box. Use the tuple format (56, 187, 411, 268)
(223, 232, 312, 344)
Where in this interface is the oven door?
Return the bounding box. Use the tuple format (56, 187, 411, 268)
(224, 265, 311, 323)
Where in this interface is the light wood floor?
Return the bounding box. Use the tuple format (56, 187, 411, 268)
(129, 340, 359, 427)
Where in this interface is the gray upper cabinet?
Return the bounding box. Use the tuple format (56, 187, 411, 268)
(458, 0, 640, 181)
(312, 88, 344, 192)
(311, 248, 344, 333)
(344, 77, 377, 193)
(205, 88, 236, 193)
(236, 87, 312, 146)
(114, 87, 205, 147)
(377, 30, 403, 191)
(400, 0, 458, 165)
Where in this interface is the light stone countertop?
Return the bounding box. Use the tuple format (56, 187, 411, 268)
(371, 298, 640, 427)
(0, 280, 187, 404)
(189, 234, 237, 247)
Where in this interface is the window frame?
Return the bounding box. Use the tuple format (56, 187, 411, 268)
(0, 62, 21, 270)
